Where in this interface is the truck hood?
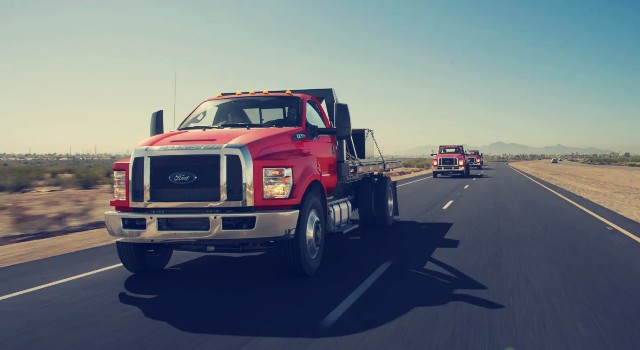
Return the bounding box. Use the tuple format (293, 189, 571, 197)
(137, 128, 298, 148)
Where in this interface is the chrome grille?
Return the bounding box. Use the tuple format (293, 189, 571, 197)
(439, 157, 457, 166)
(150, 155, 221, 202)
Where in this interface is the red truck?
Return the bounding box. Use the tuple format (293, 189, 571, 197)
(431, 145, 470, 178)
(105, 89, 401, 276)
(465, 149, 483, 169)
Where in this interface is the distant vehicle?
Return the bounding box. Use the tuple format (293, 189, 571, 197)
(465, 149, 483, 169)
(432, 145, 470, 178)
(551, 158, 558, 163)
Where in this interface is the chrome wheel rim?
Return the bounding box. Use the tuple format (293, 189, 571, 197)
(387, 185, 394, 217)
(305, 209, 322, 259)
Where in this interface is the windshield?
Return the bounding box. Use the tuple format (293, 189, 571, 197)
(179, 96, 301, 130)
(467, 150, 480, 155)
(439, 147, 463, 154)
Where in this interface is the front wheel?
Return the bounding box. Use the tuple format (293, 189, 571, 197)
(282, 190, 325, 276)
(116, 242, 172, 274)
(433, 172, 438, 178)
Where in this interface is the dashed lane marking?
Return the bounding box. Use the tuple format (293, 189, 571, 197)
(0, 264, 123, 301)
(464, 185, 469, 189)
(320, 261, 392, 328)
(397, 176, 432, 187)
(510, 165, 640, 244)
(443, 200, 454, 210)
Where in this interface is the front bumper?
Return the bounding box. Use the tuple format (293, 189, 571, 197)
(434, 166, 464, 171)
(105, 210, 299, 243)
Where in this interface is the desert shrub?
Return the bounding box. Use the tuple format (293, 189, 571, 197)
(402, 158, 432, 169)
(73, 168, 104, 189)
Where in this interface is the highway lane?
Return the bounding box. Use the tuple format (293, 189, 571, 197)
(1, 163, 640, 349)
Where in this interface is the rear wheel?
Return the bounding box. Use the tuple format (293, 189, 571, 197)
(116, 242, 172, 274)
(282, 190, 325, 276)
(374, 177, 395, 227)
(357, 177, 376, 228)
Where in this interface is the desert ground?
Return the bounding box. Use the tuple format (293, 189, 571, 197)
(510, 160, 640, 224)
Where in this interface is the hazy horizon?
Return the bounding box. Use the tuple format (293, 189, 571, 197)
(1, 1, 639, 154)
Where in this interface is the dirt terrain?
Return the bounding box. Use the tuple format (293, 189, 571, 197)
(0, 186, 112, 239)
(511, 160, 640, 224)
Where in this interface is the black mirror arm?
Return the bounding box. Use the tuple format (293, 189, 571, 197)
(318, 128, 338, 135)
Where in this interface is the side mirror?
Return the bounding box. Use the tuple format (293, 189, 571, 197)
(431, 153, 437, 157)
(307, 124, 319, 140)
(334, 103, 352, 140)
(150, 110, 164, 136)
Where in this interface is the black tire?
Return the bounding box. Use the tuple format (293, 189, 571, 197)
(282, 190, 325, 276)
(433, 172, 438, 178)
(374, 177, 395, 227)
(357, 177, 376, 228)
(116, 242, 172, 274)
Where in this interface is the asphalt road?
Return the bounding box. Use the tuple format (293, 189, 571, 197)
(2, 162, 640, 350)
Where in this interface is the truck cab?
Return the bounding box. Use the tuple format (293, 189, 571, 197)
(465, 149, 483, 169)
(105, 89, 400, 277)
(432, 145, 470, 178)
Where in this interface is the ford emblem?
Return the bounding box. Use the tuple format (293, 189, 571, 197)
(168, 172, 197, 185)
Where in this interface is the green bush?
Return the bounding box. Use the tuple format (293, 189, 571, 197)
(401, 158, 432, 169)
(73, 168, 105, 190)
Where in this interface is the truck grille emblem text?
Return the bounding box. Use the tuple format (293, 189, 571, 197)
(168, 172, 197, 185)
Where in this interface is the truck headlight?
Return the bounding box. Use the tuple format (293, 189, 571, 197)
(113, 171, 127, 201)
(458, 159, 464, 166)
(263, 168, 293, 199)
(432, 160, 437, 166)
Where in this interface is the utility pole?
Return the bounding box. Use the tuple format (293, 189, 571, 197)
(174, 72, 177, 129)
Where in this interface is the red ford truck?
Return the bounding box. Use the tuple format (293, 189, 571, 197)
(431, 145, 470, 178)
(105, 89, 401, 276)
(465, 149, 483, 169)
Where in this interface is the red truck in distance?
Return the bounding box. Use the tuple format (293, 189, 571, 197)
(431, 145, 470, 178)
(465, 149, 483, 169)
(105, 89, 401, 277)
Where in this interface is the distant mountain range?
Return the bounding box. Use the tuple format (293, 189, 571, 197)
(394, 142, 613, 157)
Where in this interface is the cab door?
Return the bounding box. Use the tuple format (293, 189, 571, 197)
(304, 99, 337, 194)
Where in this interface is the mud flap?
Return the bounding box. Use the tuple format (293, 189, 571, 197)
(392, 181, 400, 216)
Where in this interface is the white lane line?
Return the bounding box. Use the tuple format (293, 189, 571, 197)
(473, 177, 476, 181)
(443, 200, 454, 210)
(0, 264, 123, 301)
(464, 185, 469, 189)
(397, 176, 432, 187)
(320, 261, 392, 328)
(510, 165, 640, 244)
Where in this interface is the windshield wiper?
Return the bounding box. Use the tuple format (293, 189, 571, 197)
(218, 123, 269, 128)
(178, 125, 222, 130)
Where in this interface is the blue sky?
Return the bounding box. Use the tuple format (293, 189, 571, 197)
(1, 0, 638, 154)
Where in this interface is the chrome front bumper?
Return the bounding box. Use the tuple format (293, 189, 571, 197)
(105, 210, 299, 243)
(435, 166, 462, 171)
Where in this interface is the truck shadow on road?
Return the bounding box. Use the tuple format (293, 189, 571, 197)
(118, 221, 503, 337)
